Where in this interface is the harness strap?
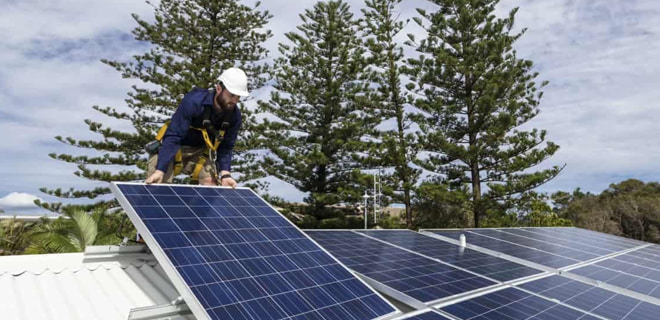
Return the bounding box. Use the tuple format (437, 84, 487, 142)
(153, 103, 233, 181)
(191, 156, 207, 182)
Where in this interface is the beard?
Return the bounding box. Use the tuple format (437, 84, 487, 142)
(214, 92, 235, 113)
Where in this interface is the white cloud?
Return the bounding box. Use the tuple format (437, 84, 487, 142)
(0, 192, 42, 210)
(1, 0, 659, 205)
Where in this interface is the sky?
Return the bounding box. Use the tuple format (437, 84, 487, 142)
(0, 0, 659, 215)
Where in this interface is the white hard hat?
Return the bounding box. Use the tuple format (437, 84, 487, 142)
(217, 67, 249, 97)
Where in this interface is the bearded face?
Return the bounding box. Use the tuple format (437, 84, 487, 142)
(214, 85, 239, 113)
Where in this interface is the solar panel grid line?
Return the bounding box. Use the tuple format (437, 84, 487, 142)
(495, 229, 623, 257)
(303, 231, 431, 309)
(617, 246, 660, 266)
(419, 231, 558, 273)
(569, 264, 660, 299)
(355, 230, 545, 284)
(438, 286, 608, 320)
(466, 229, 602, 263)
(562, 244, 654, 273)
(510, 289, 611, 320)
(560, 268, 660, 306)
(352, 230, 510, 285)
(422, 229, 582, 268)
(112, 183, 400, 320)
(517, 228, 643, 253)
(306, 230, 500, 308)
(555, 227, 647, 247)
(517, 275, 660, 320)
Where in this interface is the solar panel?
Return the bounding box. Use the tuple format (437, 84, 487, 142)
(111, 183, 398, 320)
(518, 275, 660, 320)
(440, 287, 600, 320)
(509, 227, 643, 253)
(357, 230, 543, 282)
(306, 230, 497, 306)
(427, 229, 591, 268)
(570, 252, 660, 299)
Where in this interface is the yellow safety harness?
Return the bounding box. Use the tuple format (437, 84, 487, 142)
(154, 106, 230, 182)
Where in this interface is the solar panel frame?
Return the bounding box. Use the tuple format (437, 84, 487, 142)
(111, 182, 400, 320)
(391, 309, 453, 320)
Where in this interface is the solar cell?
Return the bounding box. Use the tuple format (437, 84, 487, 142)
(518, 275, 660, 320)
(440, 287, 598, 320)
(356, 230, 543, 282)
(112, 183, 398, 320)
(306, 230, 497, 305)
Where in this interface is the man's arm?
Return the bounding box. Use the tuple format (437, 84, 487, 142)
(216, 108, 242, 187)
(146, 94, 198, 184)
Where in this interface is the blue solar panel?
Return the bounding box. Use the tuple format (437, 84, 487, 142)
(306, 230, 496, 304)
(571, 262, 660, 299)
(357, 230, 543, 282)
(441, 287, 598, 320)
(498, 229, 620, 256)
(468, 229, 600, 261)
(112, 183, 397, 320)
(518, 275, 660, 320)
(428, 230, 581, 268)
(515, 228, 643, 253)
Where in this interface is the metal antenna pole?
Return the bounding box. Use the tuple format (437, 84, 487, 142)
(373, 175, 377, 224)
(363, 192, 369, 229)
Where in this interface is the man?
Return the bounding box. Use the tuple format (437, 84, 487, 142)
(145, 67, 248, 187)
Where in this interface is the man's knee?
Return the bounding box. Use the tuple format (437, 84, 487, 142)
(199, 177, 215, 186)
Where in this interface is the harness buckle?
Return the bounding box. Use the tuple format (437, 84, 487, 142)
(209, 149, 217, 163)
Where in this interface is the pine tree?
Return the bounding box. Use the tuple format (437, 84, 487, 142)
(39, 0, 272, 212)
(361, 0, 421, 228)
(407, 0, 563, 227)
(258, 0, 372, 227)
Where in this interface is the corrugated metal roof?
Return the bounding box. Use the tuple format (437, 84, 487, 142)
(0, 247, 194, 320)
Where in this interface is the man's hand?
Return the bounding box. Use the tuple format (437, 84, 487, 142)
(146, 170, 165, 184)
(220, 177, 237, 188)
(219, 171, 237, 188)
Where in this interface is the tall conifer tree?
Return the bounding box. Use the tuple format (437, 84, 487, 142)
(259, 0, 372, 226)
(407, 0, 563, 227)
(40, 0, 272, 211)
(361, 0, 420, 228)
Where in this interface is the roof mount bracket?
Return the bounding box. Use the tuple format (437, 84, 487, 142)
(127, 300, 192, 320)
(82, 245, 154, 264)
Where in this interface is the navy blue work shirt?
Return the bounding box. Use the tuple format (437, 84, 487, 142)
(156, 88, 242, 173)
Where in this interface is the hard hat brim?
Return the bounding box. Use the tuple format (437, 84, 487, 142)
(227, 88, 250, 97)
